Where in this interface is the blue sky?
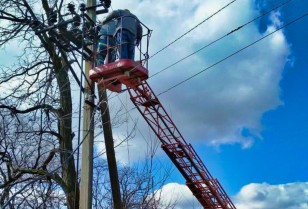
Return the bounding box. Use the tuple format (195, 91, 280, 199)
(1, 0, 307, 208)
(104, 0, 308, 208)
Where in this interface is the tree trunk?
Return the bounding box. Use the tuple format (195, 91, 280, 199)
(55, 58, 79, 209)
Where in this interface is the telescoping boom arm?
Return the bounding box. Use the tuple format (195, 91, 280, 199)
(128, 81, 236, 209)
(89, 59, 236, 208)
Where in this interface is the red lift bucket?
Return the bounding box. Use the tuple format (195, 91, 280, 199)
(90, 59, 149, 92)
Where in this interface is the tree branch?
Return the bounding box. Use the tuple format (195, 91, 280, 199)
(0, 104, 59, 115)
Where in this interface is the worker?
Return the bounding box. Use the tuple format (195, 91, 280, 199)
(103, 9, 142, 60)
(97, 19, 117, 65)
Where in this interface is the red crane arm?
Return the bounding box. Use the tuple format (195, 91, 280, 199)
(128, 81, 236, 209)
(89, 59, 236, 208)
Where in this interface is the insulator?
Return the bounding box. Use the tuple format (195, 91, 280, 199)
(67, 3, 75, 14)
(80, 3, 86, 12)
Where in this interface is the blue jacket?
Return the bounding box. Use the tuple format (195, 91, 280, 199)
(103, 9, 143, 41)
(99, 20, 116, 37)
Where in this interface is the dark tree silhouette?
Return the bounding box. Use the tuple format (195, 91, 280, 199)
(0, 0, 80, 208)
(0, 1, 178, 208)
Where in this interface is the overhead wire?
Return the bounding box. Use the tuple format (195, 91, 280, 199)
(149, 0, 237, 59)
(115, 95, 177, 182)
(157, 12, 308, 96)
(45, 1, 305, 207)
(105, 0, 297, 116)
(2, 3, 103, 208)
(117, 6, 305, 197)
(70, 50, 95, 95)
(88, 0, 237, 96)
(4, 1, 302, 206)
(150, 0, 294, 78)
(103, 0, 292, 98)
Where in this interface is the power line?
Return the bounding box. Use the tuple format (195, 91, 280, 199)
(104, 0, 293, 96)
(4, 4, 301, 207)
(150, 0, 294, 78)
(115, 95, 178, 182)
(157, 12, 308, 96)
(80, 0, 302, 139)
(149, 0, 237, 59)
(67, 0, 235, 93)
(106, 0, 295, 113)
(80, 0, 236, 96)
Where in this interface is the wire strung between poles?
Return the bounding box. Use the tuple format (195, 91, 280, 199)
(157, 12, 308, 96)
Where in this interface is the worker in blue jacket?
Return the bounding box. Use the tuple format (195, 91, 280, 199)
(103, 9, 143, 60)
(97, 19, 117, 65)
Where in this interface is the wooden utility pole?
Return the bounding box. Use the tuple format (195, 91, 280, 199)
(80, 1, 122, 208)
(98, 86, 123, 209)
(79, 1, 96, 209)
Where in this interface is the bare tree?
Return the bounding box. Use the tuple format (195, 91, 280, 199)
(91, 141, 177, 209)
(0, 1, 182, 209)
(0, 0, 80, 208)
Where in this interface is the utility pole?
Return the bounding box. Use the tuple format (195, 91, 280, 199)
(98, 86, 123, 209)
(79, 0, 122, 208)
(96, 1, 123, 206)
(79, 0, 96, 209)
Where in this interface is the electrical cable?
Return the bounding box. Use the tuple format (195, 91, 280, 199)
(3, 1, 302, 207)
(105, 4, 306, 121)
(157, 12, 308, 96)
(70, 50, 95, 96)
(150, 0, 294, 78)
(102, 0, 296, 117)
(149, 0, 237, 59)
(92, 0, 237, 92)
(1, 3, 98, 208)
(83, 0, 234, 96)
(115, 95, 178, 183)
(50, 2, 306, 207)
(100, 0, 290, 96)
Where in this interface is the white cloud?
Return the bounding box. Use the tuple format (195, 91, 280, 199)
(93, 94, 166, 164)
(153, 182, 202, 209)
(0, 2, 292, 162)
(97, 0, 292, 162)
(234, 182, 308, 209)
(95, 128, 155, 165)
(154, 182, 308, 209)
(0, 0, 288, 164)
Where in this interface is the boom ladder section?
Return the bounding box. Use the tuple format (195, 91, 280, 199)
(128, 81, 236, 209)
